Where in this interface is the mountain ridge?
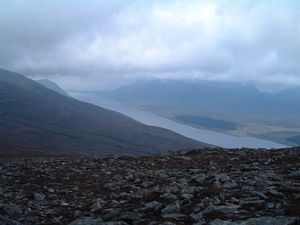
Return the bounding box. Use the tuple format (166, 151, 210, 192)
(101, 79, 300, 115)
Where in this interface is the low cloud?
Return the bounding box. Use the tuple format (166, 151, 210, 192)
(1, 0, 299, 90)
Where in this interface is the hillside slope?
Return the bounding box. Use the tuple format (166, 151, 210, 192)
(37, 79, 70, 97)
(0, 68, 207, 156)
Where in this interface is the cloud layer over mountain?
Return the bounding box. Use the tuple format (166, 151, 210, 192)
(1, 0, 299, 90)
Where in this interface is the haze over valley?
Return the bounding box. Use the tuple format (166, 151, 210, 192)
(98, 79, 300, 146)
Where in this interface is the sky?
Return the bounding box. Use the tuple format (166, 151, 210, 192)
(0, 0, 300, 91)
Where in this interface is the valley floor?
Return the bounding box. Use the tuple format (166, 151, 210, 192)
(0, 148, 300, 225)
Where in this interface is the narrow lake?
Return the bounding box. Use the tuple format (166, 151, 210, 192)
(73, 93, 288, 149)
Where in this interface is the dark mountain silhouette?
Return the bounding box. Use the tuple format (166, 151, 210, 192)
(0, 68, 207, 156)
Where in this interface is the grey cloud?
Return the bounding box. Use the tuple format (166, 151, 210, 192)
(0, 0, 299, 90)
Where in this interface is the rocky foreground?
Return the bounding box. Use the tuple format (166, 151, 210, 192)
(0, 148, 300, 225)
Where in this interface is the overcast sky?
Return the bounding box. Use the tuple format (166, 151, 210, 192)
(1, 0, 300, 91)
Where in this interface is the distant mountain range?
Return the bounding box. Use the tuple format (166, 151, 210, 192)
(101, 80, 300, 117)
(100, 79, 300, 146)
(0, 68, 207, 156)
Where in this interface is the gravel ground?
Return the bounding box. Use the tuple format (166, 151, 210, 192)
(0, 147, 299, 225)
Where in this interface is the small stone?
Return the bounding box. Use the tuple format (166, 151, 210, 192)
(182, 193, 193, 200)
(34, 192, 46, 201)
(162, 213, 189, 221)
(144, 201, 162, 211)
(190, 212, 204, 222)
(91, 198, 105, 212)
(119, 212, 142, 223)
(132, 219, 151, 225)
(67, 217, 104, 225)
(160, 193, 177, 200)
(242, 216, 298, 225)
(47, 188, 55, 193)
(160, 222, 176, 225)
(142, 181, 153, 188)
(254, 191, 268, 200)
(102, 208, 120, 221)
(210, 216, 299, 225)
(60, 200, 69, 206)
(102, 222, 128, 225)
(202, 205, 240, 215)
(192, 174, 208, 184)
(210, 219, 237, 225)
(161, 204, 180, 215)
(0, 216, 22, 225)
(268, 188, 284, 197)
